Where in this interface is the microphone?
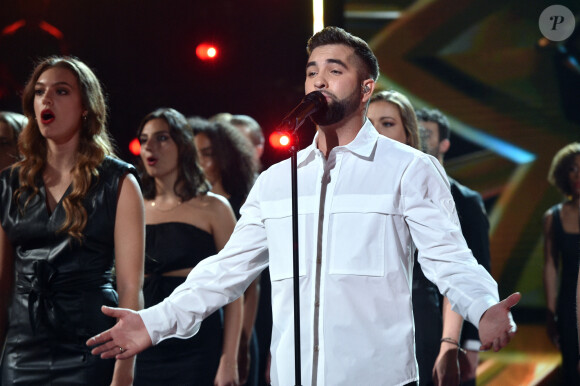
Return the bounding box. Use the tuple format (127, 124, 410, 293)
(279, 91, 328, 131)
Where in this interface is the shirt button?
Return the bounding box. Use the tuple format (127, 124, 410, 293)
(315, 300, 320, 307)
(314, 345, 319, 352)
(316, 258, 321, 264)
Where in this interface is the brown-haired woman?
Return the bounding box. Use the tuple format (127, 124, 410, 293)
(0, 56, 144, 385)
(543, 142, 580, 385)
(367, 90, 420, 149)
(134, 108, 242, 386)
(192, 117, 259, 385)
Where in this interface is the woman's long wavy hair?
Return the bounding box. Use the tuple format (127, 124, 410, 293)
(136, 108, 210, 201)
(190, 117, 256, 200)
(15, 56, 114, 240)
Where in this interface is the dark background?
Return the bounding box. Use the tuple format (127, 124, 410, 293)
(0, 0, 320, 165)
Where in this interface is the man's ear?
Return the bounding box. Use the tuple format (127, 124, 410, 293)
(361, 79, 375, 103)
(439, 138, 450, 155)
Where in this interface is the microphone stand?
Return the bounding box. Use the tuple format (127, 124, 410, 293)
(278, 91, 325, 386)
(289, 130, 302, 386)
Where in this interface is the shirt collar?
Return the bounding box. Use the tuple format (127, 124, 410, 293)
(297, 118, 379, 166)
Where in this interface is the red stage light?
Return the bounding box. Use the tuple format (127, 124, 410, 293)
(129, 138, 141, 156)
(269, 131, 293, 150)
(196, 43, 219, 61)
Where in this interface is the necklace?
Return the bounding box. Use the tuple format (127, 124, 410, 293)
(150, 199, 182, 212)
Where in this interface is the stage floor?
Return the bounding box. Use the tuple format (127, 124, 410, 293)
(477, 324, 563, 385)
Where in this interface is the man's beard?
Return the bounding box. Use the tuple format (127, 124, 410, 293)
(427, 146, 440, 159)
(310, 88, 360, 126)
(418, 123, 440, 158)
(425, 139, 440, 159)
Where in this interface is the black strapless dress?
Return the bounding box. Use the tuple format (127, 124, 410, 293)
(0, 157, 138, 385)
(550, 204, 580, 385)
(134, 222, 223, 386)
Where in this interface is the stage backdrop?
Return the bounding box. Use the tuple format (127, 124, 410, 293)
(0, 0, 314, 165)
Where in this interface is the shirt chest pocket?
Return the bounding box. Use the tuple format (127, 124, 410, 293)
(261, 199, 316, 281)
(327, 195, 401, 277)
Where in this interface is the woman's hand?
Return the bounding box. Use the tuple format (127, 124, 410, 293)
(214, 355, 239, 386)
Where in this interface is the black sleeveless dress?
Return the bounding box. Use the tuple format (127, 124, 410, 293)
(0, 156, 138, 385)
(551, 204, 580, 385)
(134, 222, 223, 385)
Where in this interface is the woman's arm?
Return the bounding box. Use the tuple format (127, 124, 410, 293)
(0, 222, 14, 351)
(111, 174, 145, 386)
(542, 210, 559, 347)
(217, 297, 243, 386)
(238, 277, 260, 384)
(432, 298, 462, 386)
(211, 195, 242, 386)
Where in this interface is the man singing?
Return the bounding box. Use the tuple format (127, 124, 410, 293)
(88, 26, 519, 386)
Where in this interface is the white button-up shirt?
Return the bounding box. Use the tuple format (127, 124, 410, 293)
(140, 119, 499, 386)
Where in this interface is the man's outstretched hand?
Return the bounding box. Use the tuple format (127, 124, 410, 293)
(86, 306, 153, 359)
(479, 292, 521, 352)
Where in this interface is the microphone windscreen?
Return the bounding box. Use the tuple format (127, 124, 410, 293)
(303, 91, 327, 110)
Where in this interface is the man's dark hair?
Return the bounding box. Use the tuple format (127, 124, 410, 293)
(307, 26, 379, 82)
(415, 108, 450, 142)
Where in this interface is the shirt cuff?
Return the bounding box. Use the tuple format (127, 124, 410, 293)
(466, 295, 499, 329)
(138, 302, 172, 346)
(462, 339, 481, 351)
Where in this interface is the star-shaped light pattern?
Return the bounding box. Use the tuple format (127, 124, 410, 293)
(360, 0, 579, 303)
